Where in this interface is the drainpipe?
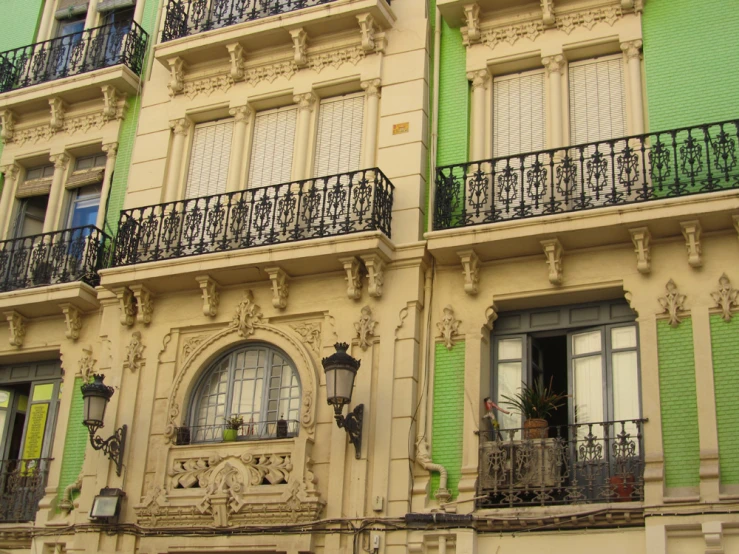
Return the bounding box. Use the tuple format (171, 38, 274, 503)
(59, 472, 83, 513)
(427, 5, 442, 233)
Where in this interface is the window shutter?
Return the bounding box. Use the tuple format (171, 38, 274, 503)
(184, 119, 233, 200)
(313, 93, 365, 177)
(568, 55, 627, 145)
(248, 106, 298, 189)
(493, 70, 546, 158)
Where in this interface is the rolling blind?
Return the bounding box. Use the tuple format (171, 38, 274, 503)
(493, 70, 546, 158)
(248, 106, 298, 189)
(313, 93, 365, 177)
(568, 55, 627, 145)
(184, 119, 233, 199)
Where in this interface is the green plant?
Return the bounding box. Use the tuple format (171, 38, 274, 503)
(502, 377, 569, 421)
(225, 414, 244, 430)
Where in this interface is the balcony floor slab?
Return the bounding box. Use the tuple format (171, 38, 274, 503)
(0, 281, 99, 319)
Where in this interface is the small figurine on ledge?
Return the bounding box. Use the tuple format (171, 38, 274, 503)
(483, 396, 510, 440)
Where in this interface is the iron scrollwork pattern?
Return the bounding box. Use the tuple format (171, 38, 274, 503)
(477, 419, 646, 508)
(0, 458, 52, 522)
(434, 120, 739, 230)
(0, 21, 148, 93)
(0, 226, 110, 292)
(112, 168, 394, 266)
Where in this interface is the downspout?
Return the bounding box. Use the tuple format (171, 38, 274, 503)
(59, 472, 83, 514)
(427, 5, 442, 233)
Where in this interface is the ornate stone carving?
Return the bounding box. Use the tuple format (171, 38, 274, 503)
(467, 69, 490, 91)
(360, 78, 381, 99)
(60, 303, 82, 340)
(658, 279, 686, 328)
(182, 335, 205, 358)
(711, 274, 738, 322)
(361, 255, 385, 298)
(167, 57, 186, 96)
(542, 54, 565, 75)
(620, 39, 642, 60)
(680, 220, 703, 268)
(50, 153, 70, 171)
(102, 141, 119, 160)
(229, 105, 252, 124)
(114, 287, 136, 327)
(354, 305, 377, 351)
(265, 267, 289, 310)
(196, 276, 220, 317)
(4, 311, 25, 347)
(101, 85, 123, 120)
(0, 109, 15, 141)
(629, 227, 651, 274)
(541, 0, 555, 25)
(49, 97, 66, 130)
(124, 331, 145, 372)
(462, 3, 481, 45)
(78, 346, 96, 381)
(556, 5, 623, 34)
(290, 28, 308, 67)
(290, 323, 321, 354)
(226, 43, 245, 81)
(294, 92, 317, 113)
(437, 305, 461, 350)
(339, 257, 363, 300)
(484, 302, 499, 331)
(0, 163, 20, 186)
(170, 117, 191, 137)
(458, 249, 480, 295)
(232, 291, 263, 337)
(306, 45, 365, 72)
(130, 285, 154, 325)
(541, 238, 563, 285)
(357, 13, 377, 52)
(183, 75, 233, 99)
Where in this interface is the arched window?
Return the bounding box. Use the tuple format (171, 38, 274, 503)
(188, 344, 301, 443)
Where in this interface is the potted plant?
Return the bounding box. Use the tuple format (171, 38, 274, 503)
(223, 414, 243, 442)
(502, 377, 568, 439)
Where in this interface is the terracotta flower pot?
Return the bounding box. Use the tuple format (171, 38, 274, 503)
(609, 474, 635, 501)
(223, 428, 239, 442)
(523, 418, 548, 439)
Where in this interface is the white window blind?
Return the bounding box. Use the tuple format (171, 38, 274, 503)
(313, 93, 365, 177)
(493, 70, 546, 158)
(185, 119, 233, 199)
(568, 55, 627, 145)
(248, 106, 298, 189)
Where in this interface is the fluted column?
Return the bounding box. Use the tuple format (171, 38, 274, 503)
(43, 154, 70, 233)
(226, 106, 252, 192)
(96, 142, 118, 230)
(0, 164, 21, 238)
(621, 40, 644, 135)
(543, 55, 565, 148)
(292, 93, 317, 180)
(360, 79, 381, 168)
(165, 118, 191, 202)
(467, 70, 489, 161)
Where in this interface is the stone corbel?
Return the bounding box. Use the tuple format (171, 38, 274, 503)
(114, 287, 136, 327)
(702, 521, 724, 554)
(458, 249, 480, 296)
(101, 85, 122, 121)
(49, 97, 66, 131)
(680, 220, 702, 268)
(130, 284, 154, 325)
(195, 275, 220, 317)
(0, 109, 15, 142)
(60, 303, 82, 341)
(265, 267, 289, 310)
(339, 257, 363, 300)
(226, 43, 245, 81)
(658, 279, 686, 328)
(540, 238, 563, 285)
(4, 311, 26, 347)
(289, 28, 308, 68)
(484, 302, 499, 331)
(357, 13, 377, 52)
(361, 254, 385, 298)
(167, 57, 186, 96)
(711, 274, 738, 323)
(462, 3, 481, 46)
(629, 227, 651, 274)
(541, 0, 556, 25)
(621, 0, 635, 10)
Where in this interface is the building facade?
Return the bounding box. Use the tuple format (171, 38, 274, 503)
(0, 0, 736, 552)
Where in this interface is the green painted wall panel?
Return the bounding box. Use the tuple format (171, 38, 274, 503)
(57, 378, 86, 508)
(436, 20, 468, 168)
(657, 319, 700, 489)
(710, 314, 739, 485)
(431, 341, 465, 499)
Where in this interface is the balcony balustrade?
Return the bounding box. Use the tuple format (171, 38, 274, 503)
(174, 419, 300, 445)
(0, 458, 52, 523)
(0, 226, 109, 293)
(0, 21, 148, 93)
(477, 419, 646, 509)
(434, 120, 739, 230)
(112, 168, 394, 266)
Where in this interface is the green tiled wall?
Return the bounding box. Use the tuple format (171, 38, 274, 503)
(710, 314, 739, 485)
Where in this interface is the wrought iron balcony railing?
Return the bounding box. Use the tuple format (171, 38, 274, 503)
(0, 226, 110, 292)
(162, 0, 390, 41)
(0, 458, 52, 523)
(112, 168, 394, 266)
(174, 419, 300, 445)
(434, 120, 739, 230)
(478, 419, 646, 509)
(0, 21, 148, 93)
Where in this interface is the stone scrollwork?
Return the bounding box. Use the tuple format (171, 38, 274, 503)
(339, 256, 364, 300)
(711, 274, 738, 322)
(458, 249, 480, 295)
(0, 109, 15, 142)
(437, 305, 461, 350)
(357, 13, 377, 52)
(658, 279, 686, 328)
(114, 287, 136, 327)
(462, 3, 481, 45)
(131, 284, 155, 325)
(232, 291, 263, 337)
(541, 238, 564, 285)
(196, 276, 220, 317)
(226, 42, 245, 81)
(290, 323, 321, 354)
(60, 303, 83, 340)
(289, 28, 308, 68)
(124, 331, 145, 373)
(361, 254, 385, 298)
(4, 311, 26, 347)
(167, 57, 186, 96)
(680, 220, 703, 268)
(78, 346, 96, 382)
(265, 267, 289, 310)
(354, 305, 377, 351)
(629, 227, 652, 274)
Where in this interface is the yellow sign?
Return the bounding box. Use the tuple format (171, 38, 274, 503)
(392, 122, 410, 135)
(21, 403, 48, 460)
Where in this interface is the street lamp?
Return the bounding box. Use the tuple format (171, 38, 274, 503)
(81, 374, 127, 476)
(322, 342, 363, 459)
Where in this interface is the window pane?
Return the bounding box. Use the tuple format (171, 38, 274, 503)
(314, 94, 364, 177)
(573, 355, 604, 424)
(611, 326, 637, 349)
(498, 338, 522, 360)
(185, 120, 233, 199)
(248, 107, 297, 189)
(496, 361, 523, 430)
(572, 330, 602, 356)
(493, 70, 546, 157)
(612, 351, 639, 421)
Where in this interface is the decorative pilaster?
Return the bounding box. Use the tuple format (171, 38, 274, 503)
(629, 227, 651, 274)
(60, 304, 82, 340)
(265, 267, 290, 310)
(339, 257, 363, 300)
(114, 287, 136, 327)
(542, 55, 565, 147)
(167, 57, 186, 96)
(658, 279, 686, 328)
(0, 109, 15, 142)
(49, 97, 66, 131)
(462, 3, 481, 45)
(165, 118, 191, 202)
(44, 153, 70, 233)
(195, 275, 220, 317)
(226, 43, 245, 81)
(361, 254, 385, 298)
(293, 93, 317, 180)
(680, 220, 702, 268)
(227, 105, 252, 192)
(290, 28, 308, 68)
(541, 238, 563, 285)
(130, 284, 154, 325)
(354, 305, 377, 350)
(711, 274, 738, 322)
(436, 305, 461, 350)
(360, 79, 381, 167)
(458, 249, 480, 295)
(96, 142, 118, 230)
(5, 311, 26, 347)
(467, 69, 490, 160)
(621, 39, 644, 134)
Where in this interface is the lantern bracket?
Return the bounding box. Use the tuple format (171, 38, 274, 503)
(88, 424, 127, 476)
(334, 404, 363, 459)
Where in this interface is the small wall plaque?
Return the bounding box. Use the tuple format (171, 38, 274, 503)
(392, 122, 410, 135)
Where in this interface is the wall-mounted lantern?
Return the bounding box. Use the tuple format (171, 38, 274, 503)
(322, 342, 363, 459)
(81, 374, 127, 476)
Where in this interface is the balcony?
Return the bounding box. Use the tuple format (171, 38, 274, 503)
(0, 458, 51, 523)
(477, 419, 645, 509)
(112, 168, 394, 267)
(434, 120, 739, 231)
(174, 419, 300, 445)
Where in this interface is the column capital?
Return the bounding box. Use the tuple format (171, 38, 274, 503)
(50, 153, 70, 170)
(169, 118, 191, 136)
(293, 92, 317, 112)
(620, 39, 643, 60)
(542, 54, 565, 74)
(466, 69, 490, 91)
(0, 162, 21, 183)
(360, 78, 382, 98)
(229, 105, 254, 123)
(102, 142, 119, 158)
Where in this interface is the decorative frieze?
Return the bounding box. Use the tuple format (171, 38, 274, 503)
(437, 305, 461, 350)
(458, 249, 480, 296)
(130, 284, 155, 325)
(355, 305, 377, 351)
(680, 220, 703, 268)
(124, 331, 145, 373)
(339, 257, 364, 300)
(232, 291, 263, 338)
(541, 238, 564, 285)
(4, 311, 26, 347)
(629, 227, 652, 274)
(361, 255, 385, 298)
(195, 276, 220, 317)
(265, 268, 290, 310)
(658, 279, 686, 328)
(711, 274, 738, 322)
(60, 304, 83, 341)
